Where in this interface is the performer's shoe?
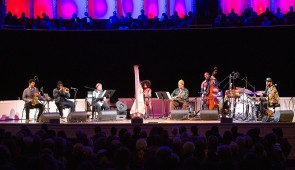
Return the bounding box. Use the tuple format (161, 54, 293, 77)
(25, 119, 30, 124)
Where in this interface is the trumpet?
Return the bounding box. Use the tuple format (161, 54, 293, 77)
(63, 87, 69, 93)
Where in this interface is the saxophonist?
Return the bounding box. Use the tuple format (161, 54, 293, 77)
(53, 81, 75, 118)
(22, 79, 45, 123)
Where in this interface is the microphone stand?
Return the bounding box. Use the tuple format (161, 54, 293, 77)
(73, 89, 78, 108)
(216, 73, 234, 118)
(84, 86, 95, 90)
(241, 77, 256, 121)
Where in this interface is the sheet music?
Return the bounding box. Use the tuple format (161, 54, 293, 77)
(166, 92, 172, 100)
(155, 91, 172, 100)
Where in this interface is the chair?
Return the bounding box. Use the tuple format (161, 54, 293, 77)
(262, 103, 281, 122)
(21, 106, 38, 120)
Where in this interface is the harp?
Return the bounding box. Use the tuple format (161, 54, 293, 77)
(130, 65, 146, 118)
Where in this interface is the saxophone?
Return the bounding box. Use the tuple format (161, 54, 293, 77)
(31, 89, 39, 106)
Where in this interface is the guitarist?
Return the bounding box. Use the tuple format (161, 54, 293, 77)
(200, 72, 211, 110)
(91, 83, 110, 119)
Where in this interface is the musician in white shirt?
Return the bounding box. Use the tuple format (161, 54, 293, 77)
(91, 83, 110, 119)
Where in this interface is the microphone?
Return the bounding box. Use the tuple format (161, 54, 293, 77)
(274, 84, 277, 86)
(34, 76, 39, 82)
(70, 87, 78, 90)
(233, 72, 240, 79)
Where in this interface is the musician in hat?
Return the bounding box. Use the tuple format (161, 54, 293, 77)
(257, 77, 280, 121)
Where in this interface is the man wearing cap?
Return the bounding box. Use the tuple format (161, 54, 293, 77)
(92, 83, 110, 119)
(53, 81, 75, 118)
(257, 77, 280, 121)
(170, 79, 189, 113)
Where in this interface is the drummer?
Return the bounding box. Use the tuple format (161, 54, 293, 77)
(256, 77, 280, 121)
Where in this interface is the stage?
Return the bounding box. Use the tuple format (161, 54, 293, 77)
(0, 97, 295, 159)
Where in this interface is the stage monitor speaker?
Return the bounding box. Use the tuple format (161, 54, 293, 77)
(170, 109, 189, 120)
(200, 110, 219, 120)
(275, 110, 294, 122)
(131, 117, 143, 124)
(67, 111, 87, 122)
(220, 117, 233, 123)
(38, 112, 60, 124)
(99, 110, 117, 121)
(116, 101, 127, 112)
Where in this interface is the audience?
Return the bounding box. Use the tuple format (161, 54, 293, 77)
(4, 6, 295, 30)
(0, 124, 292, 170)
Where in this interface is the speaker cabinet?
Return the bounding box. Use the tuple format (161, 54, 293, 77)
(170, 110, 189, 120)
(200, 110, 219, 120)
(131, 117, 143, 124)
(275, 110, 294, 122)
(38, 112, 60, 124)
(67, 111, 87, 122)
(99, 110, 117, 121)
(220, 117, 233, 123)
(117, 111, 127, 120)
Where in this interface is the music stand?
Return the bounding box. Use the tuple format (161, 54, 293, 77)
(104, 89, 116, 98)
(155, 91, 171, 118)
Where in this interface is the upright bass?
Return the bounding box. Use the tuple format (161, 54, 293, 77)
(207, 67, 219, 110)
(130, 65, 146, 118)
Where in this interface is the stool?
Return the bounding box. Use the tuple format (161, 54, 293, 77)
(262, 103, 281, 122)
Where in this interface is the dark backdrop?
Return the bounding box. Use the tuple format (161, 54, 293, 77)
(1, 27, 294, 100)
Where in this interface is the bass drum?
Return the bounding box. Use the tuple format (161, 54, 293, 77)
(234, 99, 256, 120)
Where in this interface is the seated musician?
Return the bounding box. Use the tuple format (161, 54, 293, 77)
(53, 81, 75, 118)
(22, 78, 45, 123)
(257, 77, 280, 121)
(91, 83, 110, 119)
(170, 79, 189, 112)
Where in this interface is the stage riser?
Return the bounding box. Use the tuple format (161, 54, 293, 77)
(1, 98, 294, 119)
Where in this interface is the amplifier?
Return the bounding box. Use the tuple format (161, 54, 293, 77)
(170, 110, 189, 120)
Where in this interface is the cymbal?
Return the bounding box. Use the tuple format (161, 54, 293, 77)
(235, 87, 253, 95)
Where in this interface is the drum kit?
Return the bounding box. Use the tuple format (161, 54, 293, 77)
(221, 87, 264, 122)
